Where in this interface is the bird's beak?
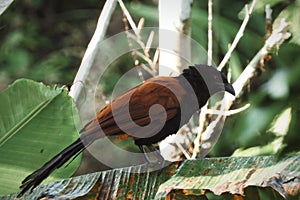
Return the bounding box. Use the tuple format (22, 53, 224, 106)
(225, 83, 235, 96)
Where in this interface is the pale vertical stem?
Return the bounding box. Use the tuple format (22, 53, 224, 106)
(207, 0, 213, 66)
(192, 0, 213, 159)
(158, 0, 193, 76)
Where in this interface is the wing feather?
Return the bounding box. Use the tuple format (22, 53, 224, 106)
(80, 77, 186, 140)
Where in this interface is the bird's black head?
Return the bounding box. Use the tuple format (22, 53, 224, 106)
(182, 64, 235, 98)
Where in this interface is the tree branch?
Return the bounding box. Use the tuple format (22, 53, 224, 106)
(69, 0, 117, 107)
(218, 0, 257, 71)
(197, 16, 291, 158)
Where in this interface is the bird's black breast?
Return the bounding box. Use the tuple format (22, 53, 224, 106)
(132, 76, 202, 146)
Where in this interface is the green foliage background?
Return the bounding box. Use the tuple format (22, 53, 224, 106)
(1, 0, 299, 157)
(0, 0, 299, 197)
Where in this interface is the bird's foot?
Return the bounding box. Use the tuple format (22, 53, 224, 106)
(138, 145, 168, 172)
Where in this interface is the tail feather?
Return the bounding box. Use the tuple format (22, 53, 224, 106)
(18, 138, 84, 197)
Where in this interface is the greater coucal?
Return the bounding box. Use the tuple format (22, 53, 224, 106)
(18, 64, 235, 196)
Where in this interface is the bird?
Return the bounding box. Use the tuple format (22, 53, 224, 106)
(18, 64, 235, 197)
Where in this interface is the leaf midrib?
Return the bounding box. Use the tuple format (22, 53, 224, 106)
(0, 91, 62, 146)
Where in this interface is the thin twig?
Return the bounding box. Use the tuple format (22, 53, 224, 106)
(118, 0, 150, 59)
(218, 0, 257, 71)
(176, 141, 192, 159)
(152, 48, 159, 74)
(141, 63, 157, 77)
(127, 32, 151, 59)
(192, 101, 209, 159)
(227, 62, 232, 82)
(118, 1, 157, 77)
(145, 31, 155, 54)
(121, 10, 145, 81)
(135, 51, 154, 66)
(118, 0, 138, 35)
(136, 18, 144, 35)
(200, 99, 226, 142)
(265, 4, 273, 39)
(205, 103, 250, 116)
(233, 18, 290, 95)
(193, 0, 213, 159)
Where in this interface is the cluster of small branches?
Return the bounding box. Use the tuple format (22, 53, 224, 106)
(118, 0, 159, 80)
(194, 0, 290, 159)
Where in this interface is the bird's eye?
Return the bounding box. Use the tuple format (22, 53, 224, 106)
(214, 75, 220, 81)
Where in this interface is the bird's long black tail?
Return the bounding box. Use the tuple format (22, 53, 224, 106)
(18, 138, 85, 197)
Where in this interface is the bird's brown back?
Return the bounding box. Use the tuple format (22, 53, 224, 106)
(80, 76, 186, 143)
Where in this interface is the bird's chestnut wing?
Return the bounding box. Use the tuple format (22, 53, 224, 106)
(80, 77, 186, 139)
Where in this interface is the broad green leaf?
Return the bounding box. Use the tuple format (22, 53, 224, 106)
(156, 156, 299, 199)
(231, 137, 286, 157)
(268, 107, 292, 136)
(232, 107, 291, 157)
(3, 157, 299, 199)
(5, 163, 178, 200)
(0, 79, 81, 196)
